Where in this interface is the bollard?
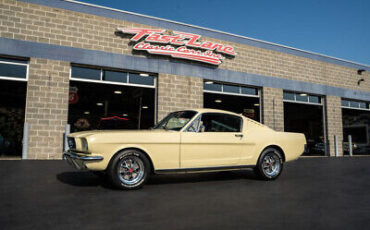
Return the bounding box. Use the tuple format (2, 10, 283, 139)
(22, 122, 29, 159)
(334, 135, 338, 157)
(64, 124, 71, 152)
(348, 135, 353, 157)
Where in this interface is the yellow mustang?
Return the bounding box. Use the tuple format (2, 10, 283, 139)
(63, 109, 306, 190)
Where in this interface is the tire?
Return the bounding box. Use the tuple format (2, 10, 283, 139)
(255, 147, 283, 180)
(107, 149, 151, 190)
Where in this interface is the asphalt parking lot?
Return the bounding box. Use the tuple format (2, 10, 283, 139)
(1, 157, 370, 230)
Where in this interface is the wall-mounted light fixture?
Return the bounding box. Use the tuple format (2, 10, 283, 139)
(357, 69, 366, 86)
(357, 69, 365, 75)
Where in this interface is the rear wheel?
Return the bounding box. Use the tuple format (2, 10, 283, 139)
(108, 150, 151, 190)
(255, 148, 283, 180)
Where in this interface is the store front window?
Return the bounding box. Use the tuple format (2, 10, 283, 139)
(203, 80, 261, 122)
(0, 58, 28, 157)
(342, 99, 370, 155)
(283, 91, 325, 156)
(68, 66, 156, 132)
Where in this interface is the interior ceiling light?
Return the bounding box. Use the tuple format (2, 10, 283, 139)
(299, 93, 307, 96)
(96, 102, 103, 106)
(140, 73, 149, 77)
(122, 113, 128, 117)
(215, 99, 222, 103)
(84, 111, 90, 114)
(114, 90, 122, 94)
(205, 81, 214, 84)
(142, 106, 148, 109)
(254, 104, 260, 106)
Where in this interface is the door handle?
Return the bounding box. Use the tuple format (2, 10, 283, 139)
(235, 134, 243, 138)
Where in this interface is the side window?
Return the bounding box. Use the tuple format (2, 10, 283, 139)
(200, 113, 242, 132)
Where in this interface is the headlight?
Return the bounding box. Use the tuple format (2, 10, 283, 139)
(81, 138, 89, 152)
(67, 137, 76, 150)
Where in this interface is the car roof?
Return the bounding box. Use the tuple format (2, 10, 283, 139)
(176, 108, 268, 129)
(182, 108, 242, 116)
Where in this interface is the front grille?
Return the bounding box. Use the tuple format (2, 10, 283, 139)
(67, 137, 76, 150)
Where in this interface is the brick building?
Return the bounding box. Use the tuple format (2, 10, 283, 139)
(0, 0, 369, 159)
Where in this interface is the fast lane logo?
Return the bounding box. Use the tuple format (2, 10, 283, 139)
(117, 28, 236, 65)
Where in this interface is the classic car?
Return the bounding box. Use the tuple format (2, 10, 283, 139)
(63, 109, 306, 190)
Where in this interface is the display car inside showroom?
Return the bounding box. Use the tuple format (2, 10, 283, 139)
(0, 0, 369, 159)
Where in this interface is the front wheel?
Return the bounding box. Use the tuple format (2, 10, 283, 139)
(107, 150, 151, 190)
(255, 148, 283, 180)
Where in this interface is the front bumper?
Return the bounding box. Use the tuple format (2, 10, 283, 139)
(63, 151, 104, 170)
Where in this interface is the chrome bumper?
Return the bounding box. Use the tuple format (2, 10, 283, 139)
(63, 151, 103, 170)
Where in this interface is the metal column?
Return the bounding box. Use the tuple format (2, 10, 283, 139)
(348, 135, 353, 157)
(64, 124, 71, 152)
(334, 135, 339, 157)
(22, 122, 29, 159)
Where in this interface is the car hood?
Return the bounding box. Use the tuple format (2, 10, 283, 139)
(68, 129, 172, 138)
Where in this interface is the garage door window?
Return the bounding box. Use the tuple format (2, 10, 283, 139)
(0, 58, 28, 80)
(71, 65, 155, 87)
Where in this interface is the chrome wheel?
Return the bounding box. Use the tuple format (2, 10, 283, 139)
(117, 156, 145, 185)
(262, 153, 281, 177)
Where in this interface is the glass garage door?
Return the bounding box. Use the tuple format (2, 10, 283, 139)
(342, 99, 370, 155)
(283, 91, 325, 156)
(203, 80, 261, 122)
(0, 57, 28, 158)
(68, 65, 156, 132)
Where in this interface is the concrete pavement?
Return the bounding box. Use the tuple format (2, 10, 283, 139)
(1, 157, 370, 230)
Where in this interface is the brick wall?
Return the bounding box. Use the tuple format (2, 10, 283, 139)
(325, 96, 343, 156)
(157, 73, 203, 121)
(0, 0, 369, 94)
(25, 58, 69, 159)
(262, 87, 284, 131)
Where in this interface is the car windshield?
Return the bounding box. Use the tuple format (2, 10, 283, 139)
(153, 111, 197, 131)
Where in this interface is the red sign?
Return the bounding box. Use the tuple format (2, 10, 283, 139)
(117, 28, 236, 65)
(69, 87, 79, 104)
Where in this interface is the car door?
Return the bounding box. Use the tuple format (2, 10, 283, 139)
(180, 112, 244, 168)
